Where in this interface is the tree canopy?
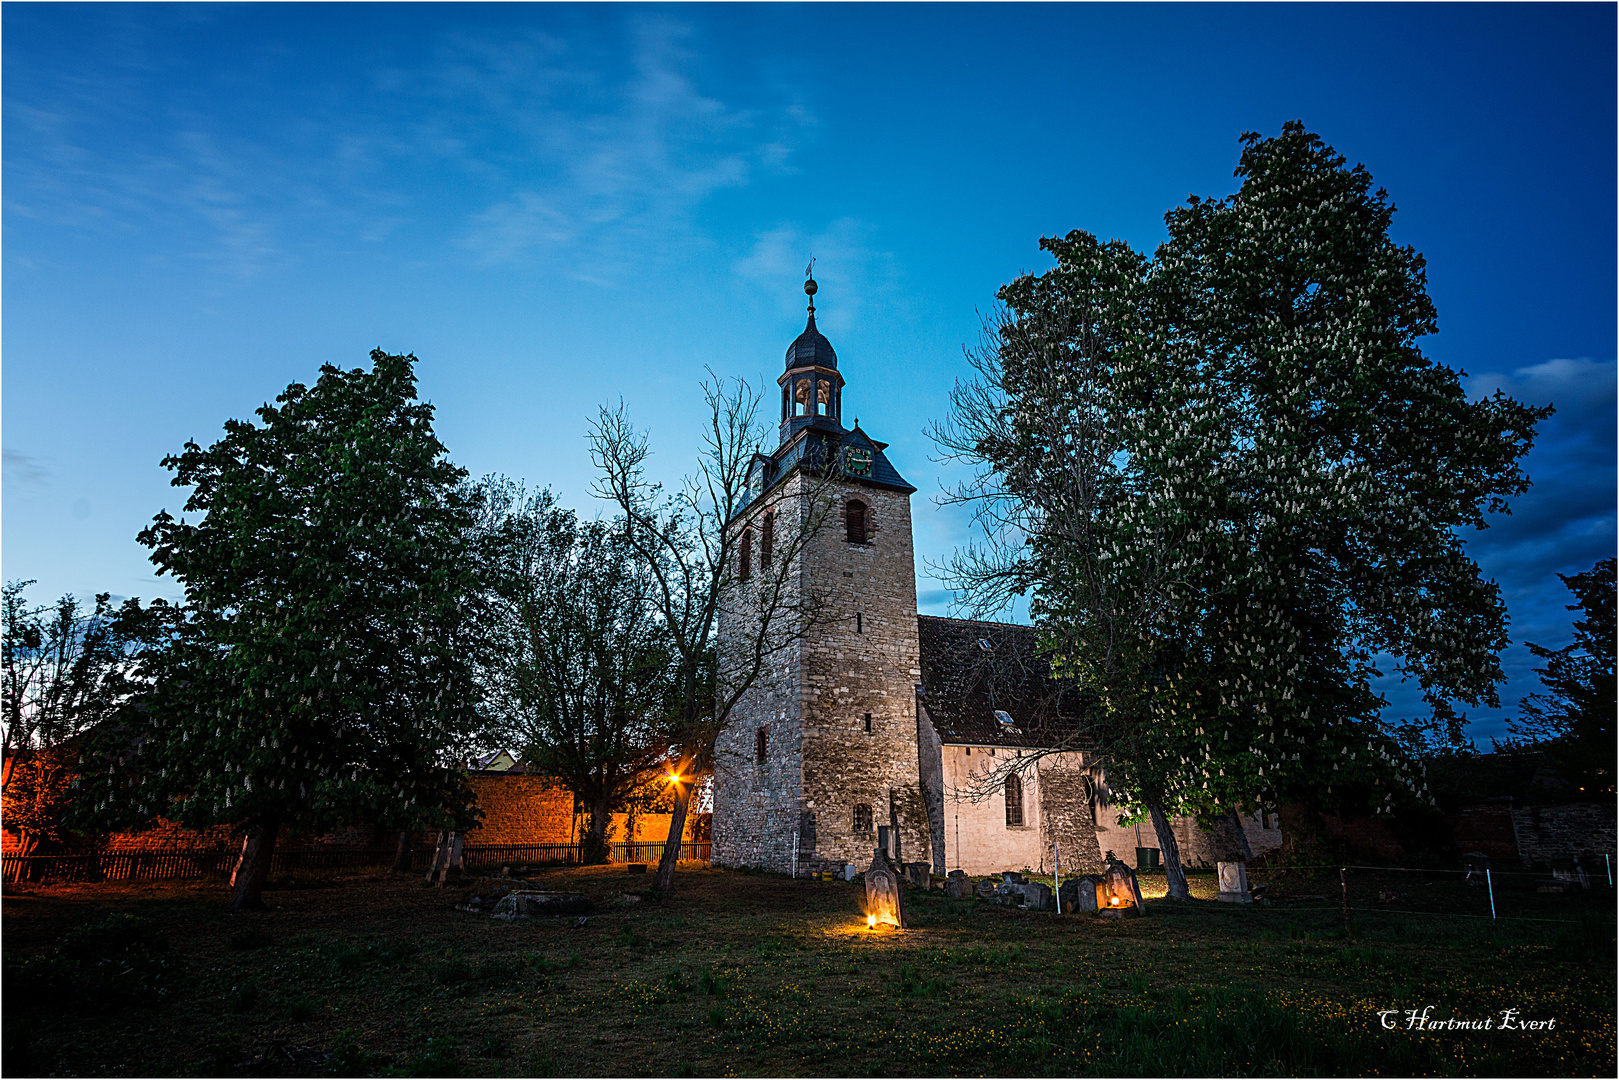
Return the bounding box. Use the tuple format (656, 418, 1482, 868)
(937, 122, 1550, 895)
(79, 350, 484, 909)
(1503, 557, 1615, 795)
(474, 479, 673, 862)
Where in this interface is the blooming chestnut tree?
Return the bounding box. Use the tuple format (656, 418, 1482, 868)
(937, 123, 1550, 898)
(79, 351, 485, 911)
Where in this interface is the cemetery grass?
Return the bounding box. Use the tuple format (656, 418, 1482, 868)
(2, 864, 1613, 1078)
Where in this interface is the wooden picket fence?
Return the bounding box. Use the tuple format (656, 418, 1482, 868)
(1, 840, 711, 885)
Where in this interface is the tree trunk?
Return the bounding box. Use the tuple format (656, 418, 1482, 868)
(652, 778, 692, 893)
(1148, 804, 1191, 900)
(1211, 809, 1254, 862)
(582, 795, 612, 865)
(230, 813, 281, 913)
(391, 830, 412, 874)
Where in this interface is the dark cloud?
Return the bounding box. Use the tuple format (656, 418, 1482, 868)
(1378, 358, 1617, 743)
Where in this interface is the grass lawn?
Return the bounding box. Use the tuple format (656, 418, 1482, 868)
(3, 862, 1612, 1077)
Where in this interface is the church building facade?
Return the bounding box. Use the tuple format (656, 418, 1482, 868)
(711, 281, 1280, 877)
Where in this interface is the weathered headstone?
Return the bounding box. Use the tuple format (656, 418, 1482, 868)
(864, 848, 907, 929)
(1021, 881, 1054, 911)
(947, 869, 966, 880)
(491, 892, 593, 920)
(905, 862, 931, 889)
(1216, 861, 1252, 903)
(944, 877, 974, 900)
(1060, 875, 1103, 914)
(844, 864, 859, 882)
(1002, 870, 1024, 884)
(975, 880, 997, 900)
(1099, 860, 1145, 916)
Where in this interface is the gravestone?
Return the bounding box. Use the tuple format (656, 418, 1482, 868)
(864, 848, 907, 929)
(1216, 861, 1252, 903)
(1099, 860, 1145, 916)
(844, 864, 859, 882)
(1060, 875, 1103, 914)
(1002, 870, 1024, 884)
(947, 869, 966, 880)
(975, 879, 997, 900)
(944, 876, 974, 900)
(905, 862, 931, 889)
(1020, 881, 1054, 911)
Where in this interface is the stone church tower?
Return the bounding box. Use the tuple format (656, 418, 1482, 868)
(711, 278, 932, 874)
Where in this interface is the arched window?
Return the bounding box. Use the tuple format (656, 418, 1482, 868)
(816, 379, 831, 415)
(760, 512, 774, 568)
(756, 727, 767, 763)
(739, 529, 752, 581)
(852, 803, 873, 834)
(846, 499, 868, 544)
(781, 384, 790, 421)
(795, 379, 811, 416)
(1005, 773, 1024, 827)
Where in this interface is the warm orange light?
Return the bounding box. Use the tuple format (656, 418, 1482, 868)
(1110, 895, 1119, 906)
(667, 773, 681, 783)
(867, 914, 876, 929)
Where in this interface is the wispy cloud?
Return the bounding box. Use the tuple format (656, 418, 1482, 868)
(5, 12, 812, 281)
(3, 449, 50, 488)
(733, 218, 899, 324)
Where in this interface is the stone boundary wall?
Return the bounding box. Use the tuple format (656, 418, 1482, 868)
(1511, 802, 1617, 867)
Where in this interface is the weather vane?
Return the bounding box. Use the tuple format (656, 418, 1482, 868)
(804, 256, 817, 316)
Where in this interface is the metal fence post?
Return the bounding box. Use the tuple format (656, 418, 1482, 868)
(1339, 867, 1353, 938)
(1486, 867, 1497, 919)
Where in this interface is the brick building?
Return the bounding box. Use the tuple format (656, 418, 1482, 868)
(712, 281, 1279, 876)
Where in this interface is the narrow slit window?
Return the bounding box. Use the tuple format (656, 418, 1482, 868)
(755, 727, 767, 763)
(846, 500, 868, 544)
(856, 612, 863, 634)
(863, 712, 872, 734)
(760, 512, 774, 568)
(739, 529, 752, 581)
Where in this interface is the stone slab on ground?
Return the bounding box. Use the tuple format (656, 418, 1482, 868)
(491, 891, 594, 920)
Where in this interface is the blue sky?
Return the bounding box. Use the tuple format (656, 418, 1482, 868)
(4, 3, 1613, 743)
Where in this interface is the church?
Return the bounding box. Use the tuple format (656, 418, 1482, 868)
(711, 279, 1281, 878)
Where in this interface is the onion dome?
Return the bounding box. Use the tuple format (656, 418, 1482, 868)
(785, 277, 838, 370)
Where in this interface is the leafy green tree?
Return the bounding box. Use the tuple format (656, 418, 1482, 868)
(475, 479, 673, 863)
(78, 351, 484, 911)
(1501, 558, 1615, 795)
(937, 123, 1550, 897)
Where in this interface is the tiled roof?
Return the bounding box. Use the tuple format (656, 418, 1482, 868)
(736, 423, 914, 518)
(916, 615, 1093, 749)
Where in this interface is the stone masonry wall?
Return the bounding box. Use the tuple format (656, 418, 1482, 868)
(1038, 754, 1107, 876)
(1511, 802, 1617, 867)
(463, 775, 577, 846)
(799, 480, 928, 873)
(712, 472, 811, 871)
(713, 473, 928, 874)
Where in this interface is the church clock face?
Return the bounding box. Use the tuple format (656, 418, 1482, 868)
(846, 447, 873, 477)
